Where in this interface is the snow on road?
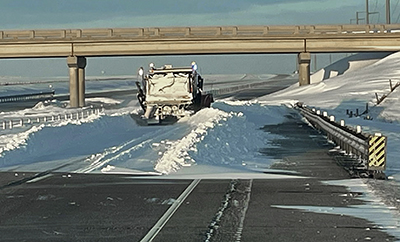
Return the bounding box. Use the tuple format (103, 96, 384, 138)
(0, 75, 287, 176)
(1, 52, 400, 177)
(1, 53, 400, 238)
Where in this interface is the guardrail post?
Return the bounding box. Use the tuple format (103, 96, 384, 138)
(294, 26, 300, 34)
(309, 25, 315, 34)
(108, 29, 114, 37)
(185, 28, 191, 37)
(139, 28, 144, 37)
(9, 120, 13, 129)
(216, 27, 222, 36)
(232, 27, 238, 36)
(154, 28, 160, 36)
(263, 26, 269, 35)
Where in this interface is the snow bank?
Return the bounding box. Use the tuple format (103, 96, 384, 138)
(154, 107, 231, 174)
(259, 51, 400, 177)
(153, 101, 291, 175)
(310, 52, 393, 84)
(260, 52, 400, 110)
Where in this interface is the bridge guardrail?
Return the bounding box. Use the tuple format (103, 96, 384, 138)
(1, 24, 400, 41)
(296, 103, 386, 178)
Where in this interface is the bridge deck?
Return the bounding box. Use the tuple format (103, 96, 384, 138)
(0, 24, 400, 58)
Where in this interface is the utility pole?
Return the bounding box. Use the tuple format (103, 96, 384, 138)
(386, 0, 391, 24)
(366, 0, 369, 24)
(356, 11, 365, 24)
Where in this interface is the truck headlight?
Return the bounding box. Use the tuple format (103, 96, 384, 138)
(138, 67, 144, 76)
(163, 106, 172, 115)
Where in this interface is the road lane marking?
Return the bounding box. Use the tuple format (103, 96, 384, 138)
(235, 179, 253, 242)
(140, 179, 201, 242)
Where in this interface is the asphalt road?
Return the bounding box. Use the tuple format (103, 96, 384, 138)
(0, 76, 396, 241)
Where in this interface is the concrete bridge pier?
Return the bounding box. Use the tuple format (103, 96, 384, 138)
(298, 52, 311, 86)
(67, 56, 87, 108)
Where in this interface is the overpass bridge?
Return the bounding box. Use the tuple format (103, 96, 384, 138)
(1, 24, 400, 107)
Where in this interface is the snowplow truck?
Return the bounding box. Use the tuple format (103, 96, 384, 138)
(136, 63, 213, 124)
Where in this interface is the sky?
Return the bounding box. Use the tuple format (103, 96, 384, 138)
(0, 0, 397, 77)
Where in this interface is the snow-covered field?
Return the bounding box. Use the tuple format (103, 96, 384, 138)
(0, 74, 284, 176)
(0, 53, 400, 177)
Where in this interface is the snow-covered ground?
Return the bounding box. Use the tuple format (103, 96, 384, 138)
(0, 53, 399, 177)
(2, 53, 400, 238)
(1, 52, 399, 178)
(0, 74, 283, 176)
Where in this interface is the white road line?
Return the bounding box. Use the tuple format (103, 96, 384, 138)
(25, 174, 54, 183)
(235, 179, 253, 242)
(140, 179, 201, 242)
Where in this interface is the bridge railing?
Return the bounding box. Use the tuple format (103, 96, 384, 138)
(2, 24, 400, 41)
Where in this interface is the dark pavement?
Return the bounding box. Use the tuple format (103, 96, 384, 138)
(0, 173, 395, 241)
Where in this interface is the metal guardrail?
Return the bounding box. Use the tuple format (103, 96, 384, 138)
(206, 81, 270, 96)
(296, 103, 386, 178)
(0, 91, 55, 103)
(0, 106, 104, 130)
(1, 24, 400, 41)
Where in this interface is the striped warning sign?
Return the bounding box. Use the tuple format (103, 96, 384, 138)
(368, 135, 387, 170)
